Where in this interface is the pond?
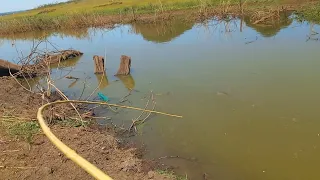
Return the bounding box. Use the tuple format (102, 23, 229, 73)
(1, 15, 320, 180)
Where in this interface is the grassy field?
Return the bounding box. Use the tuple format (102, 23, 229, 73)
(1, 0, 250, 19)
(0, 0, 318, 34)
(2, 0, 306, 18)
(296, 2, 320, 22)
(1, 0, 240, 18)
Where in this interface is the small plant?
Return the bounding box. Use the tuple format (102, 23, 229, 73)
(56, 118, 90, 127)
(4, 120, 40, 142)
(14, 122, 39, 139)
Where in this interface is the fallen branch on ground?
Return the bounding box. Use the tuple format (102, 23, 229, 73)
(0, 165, 37, 169)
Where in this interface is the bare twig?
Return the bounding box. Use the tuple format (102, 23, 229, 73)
(8, 66, 35, 94)
(48, 82, 84, 124)
(0, 165, 37, 169)
(129, 91, 157, 132)
(78, 77, 89, 100)
(158, 155, 197, 162)
(85, 72, 104, 101)
(1, 150, 20, 153)
(140, 94, 156, 124)
(119, 89, 133, 103)
(128, 92, 151, 131)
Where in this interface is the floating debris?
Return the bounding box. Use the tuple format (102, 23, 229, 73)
(216, 91, 229, 96)
(0, 59, 22, 77)
(0, 50, 83, 77)
(65, 76, 79, 80)
(98, 92, 109, 102)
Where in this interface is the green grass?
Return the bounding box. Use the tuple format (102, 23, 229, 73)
(35, 0, 78, 9)
(0, 118, 40, 142)
(1, 0, 237, 18)
(55, 118, 91, 127)
(8, 121, 40, 141)
(0, 116, 89, 142)
(0, 0, 317, 34)
(156, 169, 188, 180)
(296, 3, 320, 23)
(1, 0, 307, 18)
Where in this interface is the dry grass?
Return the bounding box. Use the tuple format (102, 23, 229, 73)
(296, 2, 320, 23)
(0, 0, 317, 34)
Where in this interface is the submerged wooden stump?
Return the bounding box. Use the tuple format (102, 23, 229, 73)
(0, 50, 83, 77)
(41, 50, 83, 65)
(116, 55, 131, 75)
(93, 55, 105, 74)
(0, 59, 22, 77)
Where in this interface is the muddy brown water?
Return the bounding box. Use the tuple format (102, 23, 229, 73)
(1, 17, 320, 180)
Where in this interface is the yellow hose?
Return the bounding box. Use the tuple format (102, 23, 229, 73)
(37, 100, 182, 180)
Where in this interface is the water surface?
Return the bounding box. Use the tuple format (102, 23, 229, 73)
(1, 16, 320, 180)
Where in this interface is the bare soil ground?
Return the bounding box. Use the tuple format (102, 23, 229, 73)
(0, 77, 173, 180)
(0, 77, 43, 120)
(0, 127, 171, 180)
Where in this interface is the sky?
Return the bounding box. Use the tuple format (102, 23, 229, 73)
(0, 0, 68, 13)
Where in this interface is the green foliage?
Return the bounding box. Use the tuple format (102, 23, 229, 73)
(56, 118, 91, 127)
(156, 169, 188, 180)
(296, 3, 320, 24)
(6, 121, 40, 142)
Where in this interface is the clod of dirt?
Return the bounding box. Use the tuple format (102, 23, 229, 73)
(148, 171, 155, 179)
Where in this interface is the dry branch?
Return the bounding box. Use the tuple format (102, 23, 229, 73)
(129, 91, 156, 132)
(0, 165, 37, 169)
(48, 82, 84, 124)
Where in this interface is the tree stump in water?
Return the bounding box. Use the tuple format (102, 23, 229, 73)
(116, 55, 131, 75)
(93, 55, 105, 74)
(0, 59, 21, 77)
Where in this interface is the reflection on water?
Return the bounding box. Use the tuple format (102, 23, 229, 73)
(0, 28, 90, 41)
(131, 19, 194, 43)
(244, 11, 293, 37)
(1, 16, 320, 180)
(95, 73, 109, 90)
(0, 14, 295, 43)
(50, 56, 82, 69)
(68, 79, 79, 88)
(19, 76, 42, 91)
(116, 75, 135, 90)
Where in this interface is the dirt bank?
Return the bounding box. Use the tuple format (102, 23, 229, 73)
(0, 77, 43, 119)
(0, 126, 172, 180)
(0, 77, 175, 180)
